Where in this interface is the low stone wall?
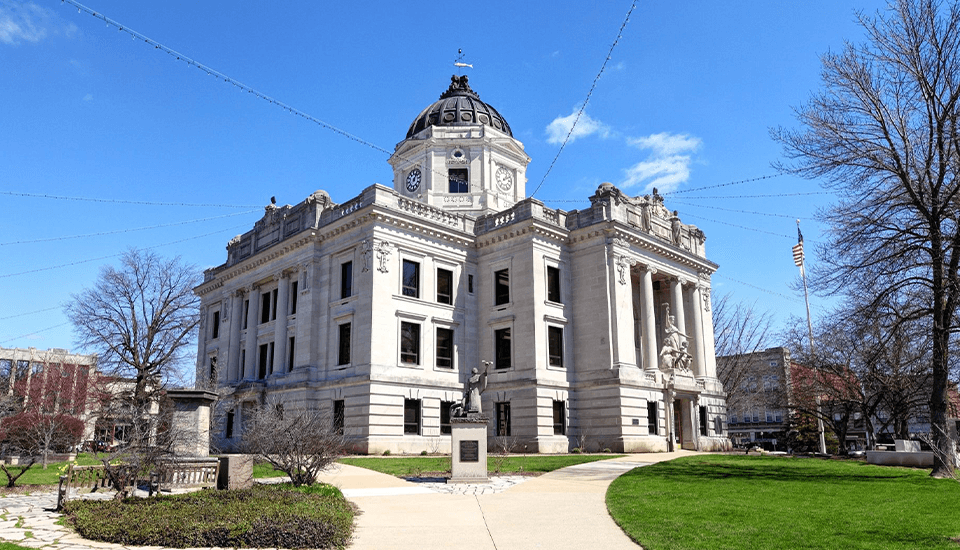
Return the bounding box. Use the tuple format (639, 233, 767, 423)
(866, 450, 934, 468)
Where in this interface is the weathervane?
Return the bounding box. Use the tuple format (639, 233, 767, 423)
(454, 48, 473, 74)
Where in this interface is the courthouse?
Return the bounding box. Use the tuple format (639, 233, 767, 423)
(194, 75, 730, 453)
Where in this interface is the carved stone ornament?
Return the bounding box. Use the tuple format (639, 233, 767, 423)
(254, 202, 283, 232)
(698, 271, 711, 282)
(702, 287, 712, 312)
(616, 255, 635, 285)
(375, 240, 393, 273)
(228, 235, 242, 247)
(360, 239, 373, 273)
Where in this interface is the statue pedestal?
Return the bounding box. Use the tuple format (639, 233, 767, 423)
(449, 415, 489, 484)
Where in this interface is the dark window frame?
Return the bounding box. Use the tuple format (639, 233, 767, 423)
(448, 168, 469, 193)
(496, 401, 511, 436)
(400, 321, 421, 365)
(647, 400, 658, 435)
(700, 405, 708, 436)
(440, 400, 455, 435)
(290, 281, 299, 314)
(546, 265, 561, 303)
(404, 398, 421, 435)
(553, 400, 566, 435)
(494, 269, 510, 305)
(288, 336, 296, 371)
(547, 326, 564, 367)
(402, 260, 420, 298)
(341, 261, 353, 299)
(436, 327, 454, 369)
(337, 323, 352, 366)
(436, 268, 453, 305)
(333, 400, 345, 435)
(495, 327, 512, 370)
(211, 310, 220, 339)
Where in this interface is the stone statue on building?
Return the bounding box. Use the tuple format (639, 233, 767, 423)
(452, 361, 490, 417)
(670, 211, 682, 245)
(660, 305, 691, 372)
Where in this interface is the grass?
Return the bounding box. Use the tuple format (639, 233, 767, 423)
(338, 454, 625, 477)
(62, 483, 353, 549)
(606, 455, 960, 550)
(0, 454, 101, 487)
(0, 544, 36, 550)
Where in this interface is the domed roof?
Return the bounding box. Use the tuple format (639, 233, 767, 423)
(406, 75, 513, 139)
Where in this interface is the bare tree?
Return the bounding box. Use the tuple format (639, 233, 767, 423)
(240, 401, 347, 487)
(65, 248, 201, 408)
(774, 0, 960, 477)
(713, 293, 775, 413)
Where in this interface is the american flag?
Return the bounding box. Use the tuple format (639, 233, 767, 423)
(792, 225, 804, 268)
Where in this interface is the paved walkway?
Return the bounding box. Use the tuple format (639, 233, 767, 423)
(0, 450, 701, 550)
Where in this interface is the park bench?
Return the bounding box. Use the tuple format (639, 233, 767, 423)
(57, 459, 220, 509)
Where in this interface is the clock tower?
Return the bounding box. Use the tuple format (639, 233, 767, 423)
(389, 75, 531, 217)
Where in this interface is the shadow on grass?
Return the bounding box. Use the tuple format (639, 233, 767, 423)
(627, 456, 917, 484)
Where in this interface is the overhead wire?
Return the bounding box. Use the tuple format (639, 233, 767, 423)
(0, 191, 261, 208)
(0, 322, 72, 347)
(0, 306, 62, 321)
(531, 0, 637, 198)
(0, 210, 259, 246)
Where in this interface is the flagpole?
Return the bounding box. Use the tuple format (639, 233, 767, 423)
(794, 219, 826, 454)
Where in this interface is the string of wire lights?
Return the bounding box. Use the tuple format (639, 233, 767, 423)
(663, 173, 784, 195)
(57, 0, 453, 186)
(677, 191, 830, 200)
(0, 210, 259, 246)
(0, 322, 72, 347)
(711, 273, 803, 304)
(0, 222, 249, 279)
(0, 306, 61, 321)
(530, 0, 637, 198)
(680, 212, 796, 240)
(0, 191, 261, 208)
(668, 200, 807, 220)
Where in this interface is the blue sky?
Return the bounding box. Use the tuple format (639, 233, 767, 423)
(0, 0, 889, 351)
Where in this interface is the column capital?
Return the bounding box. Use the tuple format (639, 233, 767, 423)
(234, 288, 247, 298)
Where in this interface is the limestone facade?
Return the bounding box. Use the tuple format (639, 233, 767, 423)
(195, 76, 730, 454)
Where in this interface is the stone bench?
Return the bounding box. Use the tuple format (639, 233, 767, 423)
(57, 459, 220, 509)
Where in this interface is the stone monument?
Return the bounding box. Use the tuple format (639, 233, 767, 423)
(448, 362, 491, 483)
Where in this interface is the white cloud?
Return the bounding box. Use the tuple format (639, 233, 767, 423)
(621, 132, 702, 194)
(0, 2, 50, 45)
(545, 107, 610, 145)
(83, 93, 93, 102)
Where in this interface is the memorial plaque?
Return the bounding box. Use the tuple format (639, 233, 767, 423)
(460, 440, 479, 462)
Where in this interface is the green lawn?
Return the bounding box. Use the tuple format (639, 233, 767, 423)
(0, 454, 101, 487)
(606, 455, 960, 550)
(337, 454, 624, 477)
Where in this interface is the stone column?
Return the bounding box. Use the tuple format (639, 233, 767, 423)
(670, 277, 685, 334)
(244, 286, 260, 379)
(640, 265, 658, 372)
(700, 286, 718, 378)
(167, 389, 218, 456)
(228, 290, 245, 381)
(611, 252, 639, 369)
(689, 285, 706, 377)
(273, 272, 290, 375)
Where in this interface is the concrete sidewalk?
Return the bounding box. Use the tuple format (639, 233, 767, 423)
(320, 450, 701, 550)
(0, 450, 701, 550)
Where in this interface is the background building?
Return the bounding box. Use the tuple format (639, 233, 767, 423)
(195, 76, 730, 454)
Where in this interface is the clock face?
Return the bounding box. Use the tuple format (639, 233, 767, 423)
(405, 169, 421, 192)
(496, 166, 514, 192)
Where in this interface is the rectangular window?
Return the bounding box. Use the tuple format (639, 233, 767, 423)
(400, 322, 421, 364)
(436, 327, 454, 369)
(404, 398, 421, 434)
(440, 400, 454, 435)
(240, 350, 246, 377)
(333, 400, 345, 435)
(766, 411, 774, 423)
(288, 336, 296, 371)
(341, 261, 353, 299)
(448, 168, 468, 193)
(553, 400, 566, 435)
(468, 274, 474, 293)
(730, 414, 738, 424)
(261, 292, 272, 324)
(258, 343, 270, 379)
(496, 402, 511, 436)
(402, 260, 420, 298)
(271, 288, 279, 320)
(290, 281, 298, 314)
(243, 299, 250, 329)
(547, 326, 564, 367)
(209, 357, 217, 384)
(700, 405, 708, 436)
(495, 269, 510, 305)
(495, 328, 512, 370)
(225, 410, 235, 439)
(546, 265, 561, 303)
(338, 323, 351, 365)
(647, 401, 658, 435)
(437, 268, 453, 304)
(211, 310, 221, 339)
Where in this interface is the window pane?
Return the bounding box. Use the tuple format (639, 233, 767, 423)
(548, 326, 564, 367)
(440, 401, 454, 434)
(402, 260, 420, 298)
(341, 261, 353, 299)
(334, 400, 345, 435)
(261, 292, 271, 324)
(647, 401, 658, 435)
(496, 402, 511, 436)
(290, 281, 298, 314)
(437, 268, 453, 304)
(547, 266, 561, 303)
(495, 328, 511, 369)
(495, 269, 510, 305)
(436, 327, 454, 368)
(404, 399, 420, 434)
(338, 323, 351, 365)
(211, 310, 220, 339)
(400, 322, 420, 364)
(553, 400, 565, 435)
(448, 168, 468, 193)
